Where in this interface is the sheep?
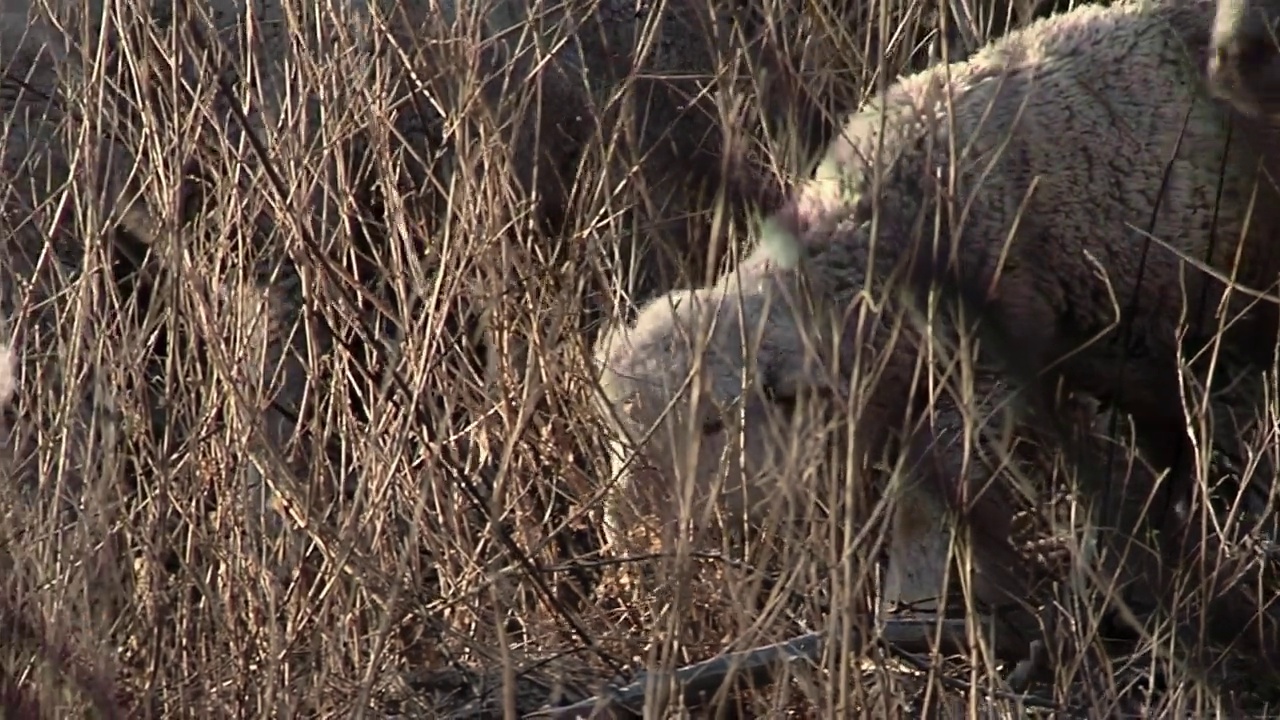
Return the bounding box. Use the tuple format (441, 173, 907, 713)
(782, 0, 1280, 548)
(16, 0, 544, 457)
(595, 244, 1179, 646)
(1, 0, 605, 545)
(791, 0, 1280, 665)
(0, 2, 158, 247)
(0, 0, 353, 550)
(479, 0, 1069, 383)
(1207, 0, 1280, 117)
(0, 0, 295, 499)
(0, 2, 125, 602)
(593, 0, 1280, 669)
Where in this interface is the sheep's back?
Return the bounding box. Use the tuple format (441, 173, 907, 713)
(944, 0, 1271, 285)
(791, 0, 1278, 331)
(945, 0, 1280, 339)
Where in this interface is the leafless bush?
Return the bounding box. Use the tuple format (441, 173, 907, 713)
(2, 0, 1272, 716)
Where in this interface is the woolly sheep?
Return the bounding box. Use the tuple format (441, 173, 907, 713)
(479, 0, 1102, 407)
(594, 0, 1279, 662)
(570, 0, 1063, 309)
(778, 0, 1280, 553)
(598, 280, 1149, 646)
(559, 0, 1105, 335)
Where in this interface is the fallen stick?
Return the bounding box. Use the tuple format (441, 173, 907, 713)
(529, 616, 1011, 719)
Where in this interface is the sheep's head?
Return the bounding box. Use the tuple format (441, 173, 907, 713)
(592, 241, 860, 547)
(1209, 0, 1280, 118)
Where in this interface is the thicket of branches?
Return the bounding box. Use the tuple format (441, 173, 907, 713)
(0, 0, 1275, 716)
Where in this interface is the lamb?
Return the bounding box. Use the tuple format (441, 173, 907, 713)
(594, 0, 1280, 670)
(0, 0, 348, 543)
(4, 0, 601, 528)
(0, 3, 120, 460)
(0, 2, 158, 248)
(597, 286, 1152, 657)
(0, 0, 306, 498)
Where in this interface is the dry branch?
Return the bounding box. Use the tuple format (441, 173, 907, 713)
(530, 630, 823, 720)
(529, 615, 1038, 719)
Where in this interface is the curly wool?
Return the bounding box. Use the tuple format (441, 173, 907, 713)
(766, 0, 1280, 490)
(594, 0, 1274, 652)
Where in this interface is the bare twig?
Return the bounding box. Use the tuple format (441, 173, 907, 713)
(530, 616, 1060, 719)
(528, 631, 826, 720)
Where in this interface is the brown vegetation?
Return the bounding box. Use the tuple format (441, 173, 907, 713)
(1, 0, 1275, 717)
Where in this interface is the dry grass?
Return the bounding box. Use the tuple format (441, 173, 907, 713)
(0, 0, 1276, 717)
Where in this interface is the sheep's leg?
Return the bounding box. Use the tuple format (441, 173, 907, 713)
(966, 281, 1185, 564)
(882, 409, 1043, 662)
(935, 293, 1179, 648)
(1077, 349, 1280, 676)
(1006, 641, 1049, 691)
(1037, 356, 1192, 619)
(902, 216, 1278, 671)
(1096, 337, 1266, 554)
